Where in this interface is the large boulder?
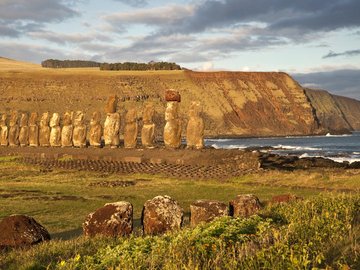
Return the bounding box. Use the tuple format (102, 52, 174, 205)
(0, 215, 50, 249)
(83, 201, 133, 237)
(142, 195, 183, 235)
(229, 194, 262, 218)
(190, 200, 228, 227)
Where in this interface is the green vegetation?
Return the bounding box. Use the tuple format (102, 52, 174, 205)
(0, 158, 359, 269)
(41, 59, 101, 68)
(100, 61, 181, 71)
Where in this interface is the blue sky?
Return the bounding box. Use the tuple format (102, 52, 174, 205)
(0, 0, 360, 99)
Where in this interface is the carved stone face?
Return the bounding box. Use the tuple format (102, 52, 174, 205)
(62, 112, 72, 126)
(29, 112, 38, 126)
(189, 101, 202, 118)
(165, 102, 178, 121)
(0, 114, 7, 126)
(19, 113, 29, 127)
(91, 111, 101, 125)
(125, 108, 137, 123)
(40, 112, 50, 126)
(143, 104, 154, 124)
(9, 111, 18, 126)
(50, 113, 60, 127)
(73, 111, 84, 126)
(105, 95, 118, 113)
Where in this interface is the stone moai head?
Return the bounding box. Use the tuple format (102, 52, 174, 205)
(105, 95, 118, 114)
(50, 113, 60, 127)
(165, 102, 178, 121)
(91, 111, 101, 125)
(29, 112, 38, 126)
(189, 101, 202, 118)
(125, 108, 137, 123)
(0, 114, 7, 126)
(62, 112, 72, 126)
(9, 111, 18, 126)
(74, 111, 84, 126)
(40, 112, 50, 126)
(19, 113, 29, 127)
(143, 104, 154, 124)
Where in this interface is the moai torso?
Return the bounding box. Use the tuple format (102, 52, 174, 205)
(124, 108, 138, 148)
(141, 104, 155, 148)
(89, 111, 102, 147)
(61, 112, 73, 147)
(164, 102, 182, 149)
(50, 113, 61, 147)
(73, 111, 86, 148)
(0, 114, 8, 146)
(19, 113, 29, 147)
(104, 113, 120, 148)
(29, 112, 39, 147)
(186, 102, 204, 149)
(39, 112, 50, 147)
(8, 111, 19, 146)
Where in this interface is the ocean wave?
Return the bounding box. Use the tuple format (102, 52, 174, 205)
(299, 153, 360, 164)
(325, 133, 351, 137)
(273, 144, 320, 151)
(211, 144, 247, 149)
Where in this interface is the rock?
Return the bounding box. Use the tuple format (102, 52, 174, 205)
(73, 111, 87, 148)
(89, 111, 102, 147)
(186, 101, 204, 149)
(124, 108, 138, 148)
(103, 112, 120, 147)
(190, 200, 228, 227)
(19, 113, 29, 147)
(83, 202, 133, 237)
(141, 103, 155, 148)
(229, 194, 261, 218)
(28, 112, 39, 147)
(0, 215, 50, 249)
(49, 113, 61, 147)
(61, 111, 73, 147)
(39, 112, 50, 147)
(105, 95, 118, 114)
(271, 194, 302, 204)
(8, 111, 19, 146)
(0, 113, 8, 146)
(164, 102, 182, 149)
(142, 195, 183, 235)
(349, 161, 360, 169)
(165, 89, 181, 102)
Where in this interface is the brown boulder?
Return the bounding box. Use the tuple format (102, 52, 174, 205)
(0, 215, 50, 249)
(83, 201, 133, 237)
(142, 195, 183, 235)
(190, 200, 228, 227)
(271, 194, 302, 204)
(229, 194, 261, 218)
(165, 90, 181, 102)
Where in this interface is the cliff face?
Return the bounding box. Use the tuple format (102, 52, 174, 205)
(304, 89, 360, 133)
(0, 58, 357, 137)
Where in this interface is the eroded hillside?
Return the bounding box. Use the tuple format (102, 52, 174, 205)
(0, 57, 357, 137)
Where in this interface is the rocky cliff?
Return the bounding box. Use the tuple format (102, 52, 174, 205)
(304, 89, 360, 133)
(0, 57, 358, 137)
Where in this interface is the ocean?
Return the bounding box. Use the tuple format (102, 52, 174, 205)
(206, 132, 360, 164)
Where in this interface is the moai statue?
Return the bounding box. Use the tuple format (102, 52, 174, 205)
(8, 111, 19, 147)
(61, 112, 73, 147)
(0, 114, 8, 146)
(49, 113, 61, 147)
(141, 104, 155, 148)
(124, 108, 138, 148)
(19, 113, 29, 147)
(164, 101, 182, 149)
(29, 112, 39, 147)
(104, 96, 120, 148)
(186, 101, 204, 149)
(89, 111, 102, 147)
(73, 111, 87, 148)
(39, 112, 50, 147)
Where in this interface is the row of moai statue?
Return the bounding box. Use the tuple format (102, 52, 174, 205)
(0, 91, 204, 149)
